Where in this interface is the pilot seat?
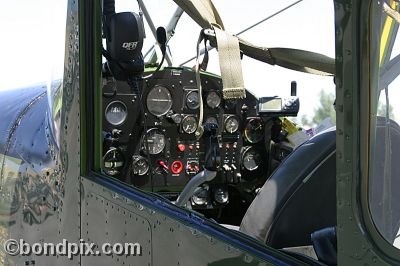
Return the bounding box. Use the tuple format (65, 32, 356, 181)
(239, 116, 400, 255)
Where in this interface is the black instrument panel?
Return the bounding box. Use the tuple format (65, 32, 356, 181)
(102, 67, 285, 223)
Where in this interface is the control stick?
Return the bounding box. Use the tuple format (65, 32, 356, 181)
(175, 124, 220, 207)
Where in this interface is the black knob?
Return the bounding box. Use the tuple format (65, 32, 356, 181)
(291, 81, 297, 96)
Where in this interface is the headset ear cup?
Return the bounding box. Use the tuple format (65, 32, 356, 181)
(106, 12, 144, 61)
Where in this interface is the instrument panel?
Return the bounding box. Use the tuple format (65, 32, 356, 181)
(102, 67, 289, 224)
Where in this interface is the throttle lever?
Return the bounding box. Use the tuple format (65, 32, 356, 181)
(203, 123, 220, 171)
(175, 124, 219, 207)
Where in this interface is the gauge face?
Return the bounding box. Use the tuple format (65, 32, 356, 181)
(205, 116, 218, 126)
(132, 156, 149, 176)
(146, 86, 173, 116)
(186, 91, 200, 110)
(206, 91, 221, 109)
(103, 147, 124, 176)
(244, 118, 264, 143)
(224, 116, 239, 133)
(191, 186, 209, 206)
(242, 147, 261, 171)
(182, 116, 198, 134)
(105, 101, 128, 125)
(143, 129, 166, 155)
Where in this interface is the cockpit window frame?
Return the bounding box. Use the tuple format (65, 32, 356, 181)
(356, 0, 400, 262)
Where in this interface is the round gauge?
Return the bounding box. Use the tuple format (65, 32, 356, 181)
(142, 129, 166, 155)
(244, 118, 264, 143)
(182, 116, 198, 134)
(186, 91, 200, 110)
(205, 116, 218, 126)
(146, 86, 173, 116)
(242, 147, 261, 171)
(132, 156, 149, 176)
(224, 116, 239, 133)
(191, 186, 209, 206)
(206, 91, 221, 109)
(105, 101, 128, 126)
(103, 147, 124, 176)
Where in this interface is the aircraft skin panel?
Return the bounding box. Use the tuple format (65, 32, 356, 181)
(0, 0, 81, 263)
(81, 177, 302, 265)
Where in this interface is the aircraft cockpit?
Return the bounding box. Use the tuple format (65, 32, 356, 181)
(4, 0, 400, 265)
(102, 66, 300, 224)
(97, 0, 339, 261)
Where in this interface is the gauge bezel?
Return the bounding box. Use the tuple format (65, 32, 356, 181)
(181, 115, 198, 134)
(146, 85, 173, 117)
(186, 90, 200, 110)
(132, 155, 150, 176)
(244, 118, 264, 144)
(206, 91, 221, 109)
(104, 100, 128, 126)
(142, 128, 166, 155)
(224, 115, 239, 133)
(241, 146, 261, 171)
(103, 147, 125, 176)
(205, 116, 219, 126)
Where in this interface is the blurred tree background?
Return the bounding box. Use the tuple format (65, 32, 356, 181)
(301, 90, 336, 128)
(300, 89, 395, 129)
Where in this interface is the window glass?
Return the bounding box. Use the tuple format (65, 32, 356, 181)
(369, 0, 400, 248)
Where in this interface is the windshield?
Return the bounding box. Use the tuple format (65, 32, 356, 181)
(114, 0, 335, 128)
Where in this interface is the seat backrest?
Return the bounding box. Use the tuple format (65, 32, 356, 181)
(240, 128, 337, 248)
(240, 117, 400, 249)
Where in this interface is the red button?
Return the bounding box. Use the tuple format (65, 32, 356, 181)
(171, 161, 183, 174)
(178, 144, 186, 152)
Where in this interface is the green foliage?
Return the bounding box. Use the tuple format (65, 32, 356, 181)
(377, 100, 395, 119)
(301, 90, 336, 128)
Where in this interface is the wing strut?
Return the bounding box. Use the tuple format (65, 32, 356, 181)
(174, 0, 335, 75)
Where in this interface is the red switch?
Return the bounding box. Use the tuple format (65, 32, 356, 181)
(158, 160, 169, 171)
(177, 144, 186, 152)
(171, 160, 183, 174)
